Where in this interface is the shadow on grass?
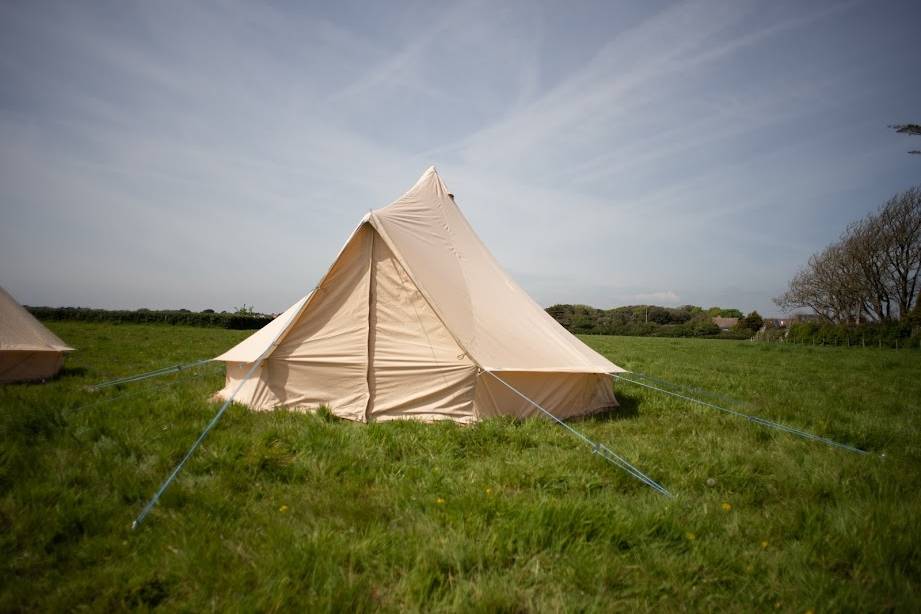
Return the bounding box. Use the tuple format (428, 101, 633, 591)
(268, 398, 645, 426)
(571, 391, 643, 424)
(59, 366, 88, 379)
(1, 365, 86, 386)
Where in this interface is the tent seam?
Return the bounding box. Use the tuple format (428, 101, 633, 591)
(364, 228, 376, 423)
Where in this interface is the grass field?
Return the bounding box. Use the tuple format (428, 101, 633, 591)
(2, 322, 920, 611)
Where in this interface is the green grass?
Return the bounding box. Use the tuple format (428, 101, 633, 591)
(2, 322, 920, 611)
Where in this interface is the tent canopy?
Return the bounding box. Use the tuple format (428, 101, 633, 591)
(0, 286, 73, 353)
(0, 286, 73, 383)
(215, 167, 624, 423)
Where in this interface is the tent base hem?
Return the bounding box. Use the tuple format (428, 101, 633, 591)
(0, 350, 66, 385)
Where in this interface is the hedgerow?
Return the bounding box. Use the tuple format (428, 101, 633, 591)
(25, 306, 273, 330)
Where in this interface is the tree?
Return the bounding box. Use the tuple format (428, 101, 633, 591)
(732, 311, 764, 335)
(876, 187, 921, 316)
(909, 291, 921, 326)
(647, 306, 672, 325)
(775, 244, 863, 322)
(776, 185, 921, 322)
(844, 215, 893, 321)
(743, 310, 763, 332)
(693, 318, 720, 336)
(890, 123, 921, 155)
(775, 232, 879, 322)
(234, 303, 256, 316)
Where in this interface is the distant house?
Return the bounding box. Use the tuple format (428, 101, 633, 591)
(712, 316, 739, 331)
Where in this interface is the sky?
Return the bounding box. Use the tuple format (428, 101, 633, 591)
(1, 0, 919, 316)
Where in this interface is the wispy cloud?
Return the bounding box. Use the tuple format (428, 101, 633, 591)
(1, 0, 918, 314)
(633, 291, 681, 305)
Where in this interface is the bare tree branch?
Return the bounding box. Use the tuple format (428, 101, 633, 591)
(890, 123, 921, 154)
(890, 123, 921, 136)
(777, 185, 921, 322)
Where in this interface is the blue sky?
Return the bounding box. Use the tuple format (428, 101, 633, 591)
(1, 0, 919, 315)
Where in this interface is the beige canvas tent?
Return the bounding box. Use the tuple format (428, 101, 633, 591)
(214, 167, 625, 423)
(0, 286, 74, 384)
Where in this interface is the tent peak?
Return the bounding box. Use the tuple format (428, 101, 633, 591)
(374, 166, 451, 215)
(414, 165, 442, 188)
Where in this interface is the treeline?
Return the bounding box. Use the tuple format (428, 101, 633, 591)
(26, 306, 274, 330)
(775, 185, 921, 323)
(546, 304, 755, 338)
(757, 317, 921, 349)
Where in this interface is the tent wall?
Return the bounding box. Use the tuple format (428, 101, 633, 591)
(367, 230, 477, 423)
(221, 361, 278, 409)
(216, 226, 373, 421)
(473, 372, 617, 420)
(216, 224, 619, 423)
(0, 350, 65, 384)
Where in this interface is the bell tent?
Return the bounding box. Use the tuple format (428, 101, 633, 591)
(214, 167, 626, 423)
(0, 286, 74, 384)
(131, 167, 865, 526)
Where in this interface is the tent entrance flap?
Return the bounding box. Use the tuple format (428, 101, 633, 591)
(365, 228, 477, 423)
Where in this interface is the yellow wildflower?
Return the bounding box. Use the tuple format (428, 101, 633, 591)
(485, 487, 493, 496)
(279, 505, 288, 513)
(435, 497, 446, 505)
(721, 502, 732, 512)
(761, 540, 769, 549)
(685, 532, 696, 541)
